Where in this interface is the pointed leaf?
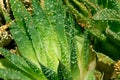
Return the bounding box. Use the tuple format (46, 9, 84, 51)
(32, 0, 59, 69)
(0, 68, 31, 80)
(81, 30, 91, 68)
(65, 13, 80, 80)
(40, 63, 58, 80)
(0, 48, 30, 72)
(0, 48, 37, 79)
(57, 61, 73, 80)
(10, 21, 39, 67)
(107, 0, 120, 13)
(10, 0, 28, 35)
(93, 8, 120, 21)
(23, 57, 47, 80)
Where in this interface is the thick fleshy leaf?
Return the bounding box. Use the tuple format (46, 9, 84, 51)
(10, 0, 28, 35)
(107, 0, 120, 13)
(51, 0, 70, 68)
(65, 0, 87, 24)
(32, 0, 61, 71)
(0, 48, 36, 79)
(40, 63, 58, 80)
(57, 61, 73, 80)
(106, 21, 120, 47)
(84, 70, 96, 80)
(65, 13, 80, 80)
(72, 0, 89, 17)
(0, 58, 18, 69)
(77, 30, 96, 79)
(10, 21, 39, 67)
(0, 68, 31, 80)
(10, 0, 40, 67)
(23, 58, 47, 80)
(93, 8, 120, 21)
(81, 30, 91, 68)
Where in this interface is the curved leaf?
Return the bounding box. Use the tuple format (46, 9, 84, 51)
(0, 68, 31, 80)
(93, 8, 120, 21)
(40, 63, 58, 80)
(57, 61, 73, 80)
(0, 48, 39, 79)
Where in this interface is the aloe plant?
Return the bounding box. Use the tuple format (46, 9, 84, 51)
(64, 0, 120, 60)
(0, 0, 96, 80)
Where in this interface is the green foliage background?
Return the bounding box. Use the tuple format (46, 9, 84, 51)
(0, 0, 120, 80)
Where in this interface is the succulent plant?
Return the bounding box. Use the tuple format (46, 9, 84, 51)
(0, 0, 96, 80)
(1, 0, 120, 79)
(64, 0, 120, 60)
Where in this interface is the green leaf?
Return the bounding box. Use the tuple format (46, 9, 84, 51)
(10, 0, 27, 35)
(0, 6, 11, 23)
(84, 70, 96, 80)
(0, 58, 18, 70)
(0, 48, 37, 79)
(37, 0, 71, 69)
(10, 0, 40, 67)
(0, 68, 31, 80)
(81, 30, 91, 68)
(0, 48, 30, 72)
(65, 13, 80, 80)
(10, 21, 39, 67)
(32, 0, 60, 71)
(107, 0, 120, 13)
(84, 0, 98, 14)
(23, 58, 47, 80)
(93, 8, 120, 21)
(77, 30, 96, 79)
(72, 0, 89, 17)
(65, 0, 87, 24)
(57, 61, 73, 80)
(40, 63, 58, 80)
(52, 0, 70, 68)
(106, 24, 120, 47)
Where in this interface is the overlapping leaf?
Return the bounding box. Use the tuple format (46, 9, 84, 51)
(0, 0, 97, 80)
